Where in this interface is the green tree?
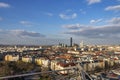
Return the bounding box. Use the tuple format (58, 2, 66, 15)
(0, 61, 40, 76)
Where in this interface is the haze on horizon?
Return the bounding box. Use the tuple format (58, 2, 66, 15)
(0, 0, 120, 45)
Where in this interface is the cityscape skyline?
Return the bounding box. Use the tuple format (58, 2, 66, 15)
(0, 0, 120, 45)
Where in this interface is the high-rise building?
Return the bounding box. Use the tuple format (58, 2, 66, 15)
(70, 37, 72, 47)
(80, 40, 84, 48)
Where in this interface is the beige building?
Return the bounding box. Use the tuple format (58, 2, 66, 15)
(5, 54, 19, 61)
(22, 56, 32, 63)
(51, 60, 76, 74)
(35, 57, 50, 67)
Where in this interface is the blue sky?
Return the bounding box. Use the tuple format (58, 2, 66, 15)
(0, 0, 120, 45)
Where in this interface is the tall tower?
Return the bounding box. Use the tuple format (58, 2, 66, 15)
(70, 37, 72, 47)
(80, 40, 84, 48)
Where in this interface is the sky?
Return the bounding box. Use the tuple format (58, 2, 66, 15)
(0, 0, 120, 45)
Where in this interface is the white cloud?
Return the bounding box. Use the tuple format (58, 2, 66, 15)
(59, 10, 77, 19)
(59, 13, 77, 19)
(64, 24, 120, 39)
(44, 12, 53, 16)
(0, 29, 68, 45)
(0, 2, 10, 8)
(90, 19, 102, 24)
(90, 20, 96, 23)
(0, 29, 46, 45)
(63, 24, 85, 29)
(105, 5, 120, 11)
(20, 21, 33, 26)
(87, 0, 101, 5)
(9, 30, 45, 37)
(107, 17, 120, 24)
(0, 29, 45, 38)
(62, 17, 120, 44)
(80, 9, 86, 14)
(64, 17, 120, 40)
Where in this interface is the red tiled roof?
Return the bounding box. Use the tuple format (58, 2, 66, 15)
(57, 62, 75, 67)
